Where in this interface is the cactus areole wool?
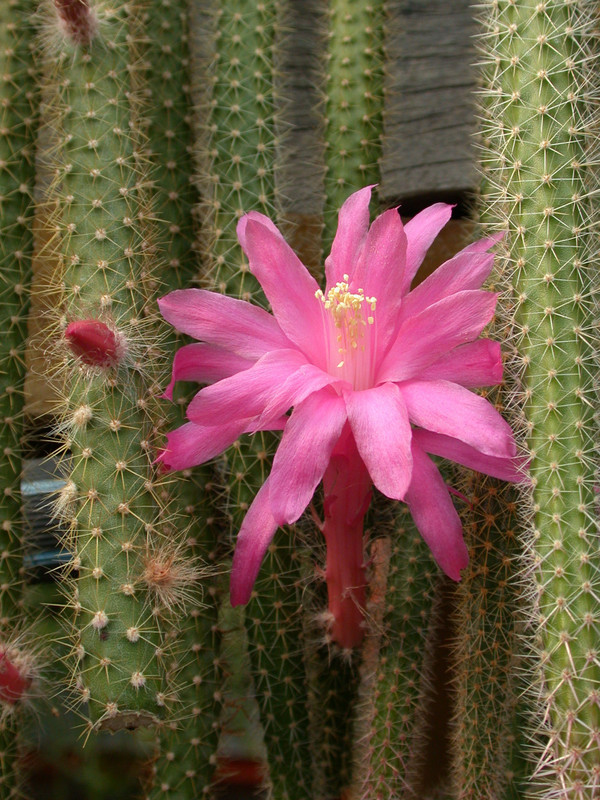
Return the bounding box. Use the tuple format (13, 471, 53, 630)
(158, 186, 525, 648)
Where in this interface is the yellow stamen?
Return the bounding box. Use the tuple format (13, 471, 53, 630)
(316, 276, 376, 368)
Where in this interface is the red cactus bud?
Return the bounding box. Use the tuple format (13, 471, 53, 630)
(54, 0, 97, 46)
(65, 320, 124, 368)
(0, 650, 31, 705)
(214, 758, 267, 788)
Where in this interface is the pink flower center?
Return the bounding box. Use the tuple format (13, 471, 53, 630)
(316, 274, 377, 391)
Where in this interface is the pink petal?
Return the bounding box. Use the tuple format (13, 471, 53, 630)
(418, 340, 503, 388)
(351, 208, 407, 351)
(462, 230, 504, 254)
(345, 383, 413, 501)
(412, 429, 527, 483)
(405, 442, 469, 581)
(157, 415, 288, 472)
(400, 379, 517, 459)
(257, 362, 348, 426)
(230, 479, 278, 606)
(398, 252, 495, 324)
(237, 218, 325, 366)
(158, 289, 290, 359)
(377, 290, 498, 384)
(246, 415, 288, 433)
(156, 420, 247, 471)
(186, 349, 308, 427)
(237, 209, 284, 243)
(401, 203, 454, 294)
(325, 185, 374, 287)
(269, 389, 348, 525)
(163, 343, 254, 400)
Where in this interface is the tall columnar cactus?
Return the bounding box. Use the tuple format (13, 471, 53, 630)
(322, 0, 384, 249)
(349, 511, 443, 799)
(0, 0, 37, 639)
(475, 1, 600, 796)
(40, 0, 177, 731)
(194, 0, 279, 305)
(449, 473, 525, 799)
(138, 0, 222, 793)
(292, 3, 385, 791)
(0, 0, 39, 795)
(189, 2, 314, 795)
(243, 531, 313, 800)
(148, 563, 222, 800)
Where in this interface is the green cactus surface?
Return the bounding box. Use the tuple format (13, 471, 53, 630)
(139, 0, 222, 793)
(322, 0, 384, 251)
(450, 473, 525, 799)
(194, 0, 279, 305)
(0, 0, 37, 640)
(475, 1, 600, 796)
(349, 511, 441, 799)
(244, 529, 312, 800)
(40, 0, 176, 731)
(0, 0, 39, 795)
(188, 3, 316, 795)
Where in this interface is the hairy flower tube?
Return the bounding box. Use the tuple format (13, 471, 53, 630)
(158, 186, 525, 649)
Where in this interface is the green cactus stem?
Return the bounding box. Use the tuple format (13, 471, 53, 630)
(0, 0, 37, 643)
(138, 0, 222, 793)
(475, 1, 600, 795)
(322, 0, 384, 251)
(40, 0, 176, 731)
(449, 473, 525, 799)
(193, 0, 279, 305)
(189, 3, 316, 795)
(148, 556, 222, 800)
(0, 0, 39, 794)
(348, 507, 441, 799)
(244, 529, 313, 800)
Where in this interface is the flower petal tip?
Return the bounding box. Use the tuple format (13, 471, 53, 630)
(447, 553, 469, 582)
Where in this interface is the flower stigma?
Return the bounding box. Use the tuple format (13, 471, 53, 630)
(315, 274, 376, 385)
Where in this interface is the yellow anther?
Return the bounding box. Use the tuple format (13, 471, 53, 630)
(316, 278, 377, 371)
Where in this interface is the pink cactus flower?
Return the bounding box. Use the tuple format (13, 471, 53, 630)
(158, 186, 524, 649)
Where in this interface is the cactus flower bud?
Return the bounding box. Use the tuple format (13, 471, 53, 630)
(54, 0, 97, 46)
(0, 649, 31, 705)
(64, 319, 124, 368)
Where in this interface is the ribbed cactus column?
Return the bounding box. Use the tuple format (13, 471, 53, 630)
(323, 0, 384, 250)
(0, 0, 36, 636)
(300, 4, 384, 793)
(0, 0, 38, 794)
(450, 474, 525, 799)
(148, 539, 221, 800)
(189, 3, 313, 796)
(195, 0, 278, 305)
(244, 531, 312, 800)
(41, 0, 173, 731)
(475, 1, 600, 796)
(349, 512, 441, 799)
(139, 0, 222, 791)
